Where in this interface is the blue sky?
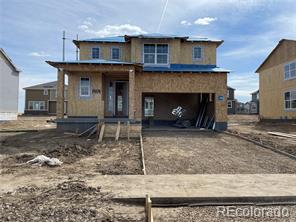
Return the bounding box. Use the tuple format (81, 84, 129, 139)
(1, 0, 296, 112)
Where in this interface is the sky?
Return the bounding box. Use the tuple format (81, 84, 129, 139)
(1, 0, 296, 112)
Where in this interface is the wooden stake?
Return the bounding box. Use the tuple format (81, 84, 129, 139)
(146, 194, 153, 222)
(127, 121, 130, 140)
(98, 123, 105, 143)
(115, 121, 121, 141)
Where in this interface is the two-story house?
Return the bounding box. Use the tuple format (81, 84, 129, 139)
(46, 34, 229, 133)
(24, 81, 68, 115)
(227, 86, 236, 114)
(249, 89, 259, 114)
(256, 39, 296, 120)
(0, 48, 21, 120)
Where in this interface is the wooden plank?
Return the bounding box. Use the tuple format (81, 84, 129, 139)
(87, 126, 97, 138)
(127, 121, 130, 140)
(98, 123, 105, 143)
(115, 121, 121, 141)
(268, 131, 296, 139)
(146, 194, 153, 222)
(140, 134, 146, 175)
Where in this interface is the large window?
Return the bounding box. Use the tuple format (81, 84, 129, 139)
(284, 90, 296, 110)
(111, 47, 120, 60)
(227, 101, 232, 108)
(143, 44, 168, 65)
(80, 77, 90, 97)
(193, 46, 202, 60)
(28, 101, 45, 110)
(284, 61, 296, 80)
(92, 47, 100, 59)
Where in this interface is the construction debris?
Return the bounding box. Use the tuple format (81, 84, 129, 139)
(26, 155, 63, 167)
(268, 131, 296, 140)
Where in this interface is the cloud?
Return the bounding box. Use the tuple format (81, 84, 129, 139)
(78, 23, 147, 37)
(180, 20, 192, 26)
(194, 17, 217, 25)
(28, 52, 51, 57)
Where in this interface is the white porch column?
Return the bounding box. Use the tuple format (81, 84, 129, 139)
(56, 68, 65, 119)
(129, 68, 135, 120)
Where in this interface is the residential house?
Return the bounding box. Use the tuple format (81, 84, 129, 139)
(0, 48, 21, 120)
(249, 89, 259, 114)
(46, 34, 230, 133)
(227, 86, 236, 114)
(256, 39, 296, 120)
(24, 81, 67, 115)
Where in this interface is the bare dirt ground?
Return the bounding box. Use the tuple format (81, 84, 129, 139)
(228, 115, 296, 156)
(0, 117, 144, 221)
(143, 131, 296, 174)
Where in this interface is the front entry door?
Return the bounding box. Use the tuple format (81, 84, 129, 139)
(115, 81, 128, 117)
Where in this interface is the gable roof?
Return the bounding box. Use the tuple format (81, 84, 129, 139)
(0, 48, 21, 72)
(227, 86, 235, 90)
(255, 39, 296, 73)
(73, 34, 223, 47)
(23, 81, 68, 90)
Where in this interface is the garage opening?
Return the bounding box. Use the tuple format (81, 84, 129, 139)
(142, 93, 215, 129)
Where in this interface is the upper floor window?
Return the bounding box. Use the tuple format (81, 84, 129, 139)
(227, 90, 230, 98)
(284, 61, 296, 80)
(43, 89, 48, 95)
(284, 90, 296, 110)
(92, 47, 100, 59)
(80, 77, 90, 97)
(193, 46, 202, 61)
(143, 44, 168, 65)
(111, 47, 120, 60)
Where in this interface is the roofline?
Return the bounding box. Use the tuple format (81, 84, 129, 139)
(23, 81, 68, 90)
(255, 39, 296, 73)
(46, 60, 143, 68)
(0, 48, 21, 72)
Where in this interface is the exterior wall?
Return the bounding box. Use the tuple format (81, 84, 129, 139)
(24, 89, 49, 114)
(227, 100, 236, 114)
(78, 39, 217, 65)
(259, 61, 296, 119)
(79, 42, 131, 62)
(0, 52, 19, 119)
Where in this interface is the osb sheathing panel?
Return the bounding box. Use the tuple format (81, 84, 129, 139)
(135, 72, 227, 122)
(259, 61, 296, 119)
(25, 90, 49, 109)
(67, 72, 104, 117)
(79, 42, 131, 62)
(258, 40, 296, 72)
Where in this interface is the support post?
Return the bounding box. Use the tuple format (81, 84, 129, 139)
(56, 68, 65, 119)
(129, 69, 135, 120)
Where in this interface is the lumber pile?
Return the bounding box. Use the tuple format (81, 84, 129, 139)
(195, 97, 215, 129)
(267, 132, 296, 140)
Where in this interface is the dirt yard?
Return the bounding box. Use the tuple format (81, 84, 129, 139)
(228, 115, 296, 156)
(143, 131, 296, 174)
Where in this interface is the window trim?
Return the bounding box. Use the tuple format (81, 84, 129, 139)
(28, 101, 46, 111)
(142, 43, 169, 66)
(110, 46, 121, 61)
(91, 47, 101, 59)
(227, 100, 232, 109)
(192, 46, 203, 61)
(284, 89, 296, 111)
(284, 60, 296, 80)
(79, 77, 91, 97)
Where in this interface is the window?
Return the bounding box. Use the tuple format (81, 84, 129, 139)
(193, 46, 202, 60)
(111, 47, 120, 60)
(144, 97, 154, 117)
(227, 101, 232, 108)
(227, 90, 230, 98)
(28, 101, 45, 110)
(43, 89, 48, 95)
(143, 44, 168, 65)
(80, 77, 90, 97)
(284, 90, 296, 110)
(284, 61, 296, 80)
(92, 47, 100, 59)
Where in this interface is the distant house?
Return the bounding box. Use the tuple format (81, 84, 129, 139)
(249, 90, 259, 114)
(256, 39, 296, 120)
(227, 86, 236, 114)
(0, 48, 21, 120)
(23, 81, 67, 115)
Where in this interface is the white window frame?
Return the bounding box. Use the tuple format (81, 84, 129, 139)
(43, 89, 48, 95)
(143, 43, 169, 66)
(227, 101, 232, 108)
(111, 47, 121, 60)
(192, 46, 203, 61)
(284, 60, 296, 80)
(91, 47, 100, 59)
(284, 89, 296, 111)
(28, 101, 46, 110)
(227, 90, 230, 98)
(80, 77, 91, 97)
